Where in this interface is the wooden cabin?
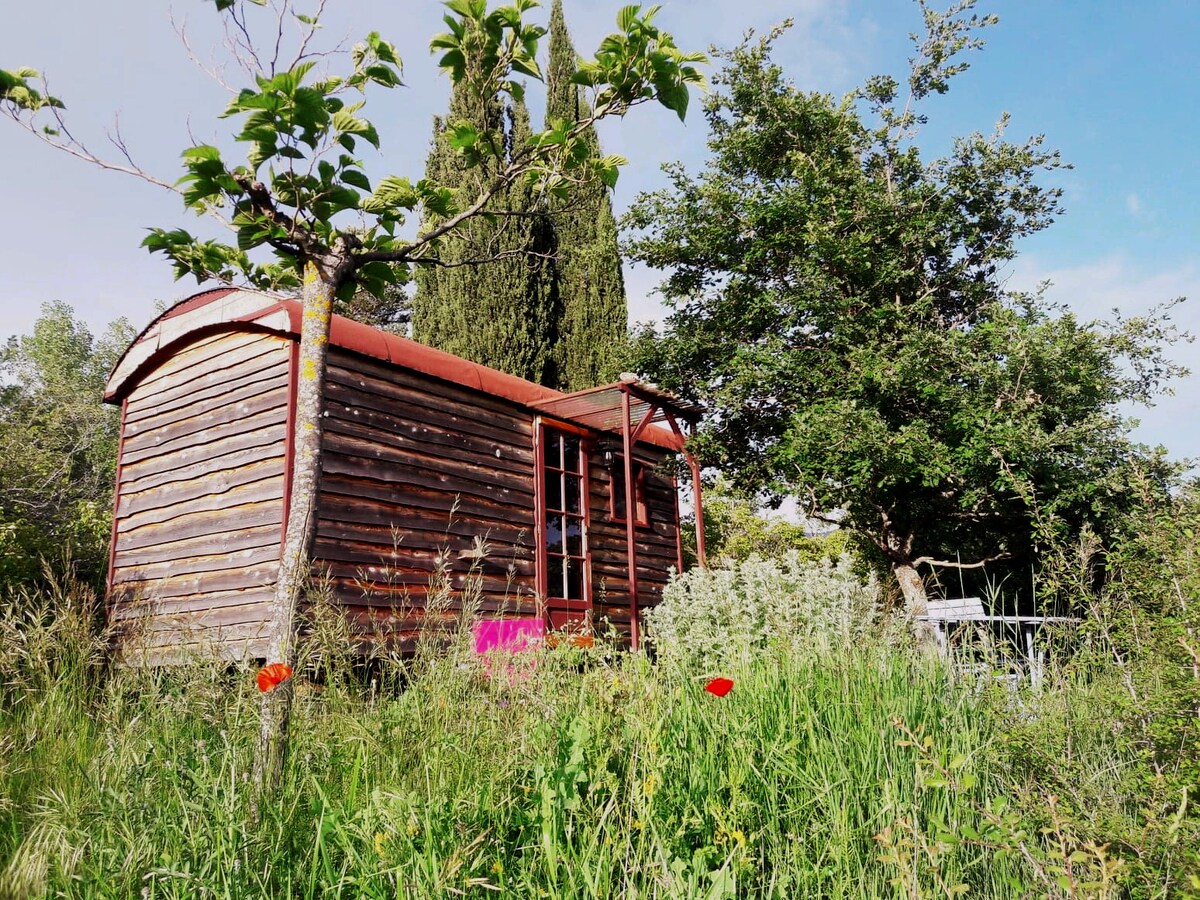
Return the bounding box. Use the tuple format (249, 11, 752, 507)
(103, 288, 704, 663)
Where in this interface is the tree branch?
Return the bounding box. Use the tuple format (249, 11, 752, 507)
(171, 6, 239, 94)
(411, 247, 557, 269)
(2, 98, 178, 192)
(912, 551, 1013, 570)
(231, 173, 315, 256)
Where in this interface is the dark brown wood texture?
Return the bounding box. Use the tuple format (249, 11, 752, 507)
(313, 349, 540, 643)
(106, 321, 684, 660)
(109, 331, 291, 661)
(586, 447, 679, 641)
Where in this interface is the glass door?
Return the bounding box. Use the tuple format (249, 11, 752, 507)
(539, 427, 590, 630)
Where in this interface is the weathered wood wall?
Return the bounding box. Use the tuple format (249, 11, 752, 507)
(312, 348, 540, 648)
(586, 448, 680, 640)
(105, 302, 685, 660)
(108, 330, 292, 662)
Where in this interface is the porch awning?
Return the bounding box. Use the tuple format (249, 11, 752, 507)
(528, 375, 703, 447)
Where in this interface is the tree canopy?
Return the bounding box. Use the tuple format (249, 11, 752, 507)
(627, 6, 1185, 608)
(0, 303, 134, 590)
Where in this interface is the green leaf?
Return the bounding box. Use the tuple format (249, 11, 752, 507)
(362, 176, 419, 214)
(341, 169, 372, 192)
(444, 0, 474, 17)
(332, 109, 380, 149)
(181, 145, 222, 163)
(570, 62, 606, 87)
(511, 56, 542, 81)
(448, 121, 478, 151)
(654, 79, 689, 121)
(418, 181, 457, 218)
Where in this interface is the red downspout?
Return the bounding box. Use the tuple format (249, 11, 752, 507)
(687, 449, 707, 569)
(662, 410, 708, 571)
(671, 473, 684, 573)
(621, 389, 640, 648)
(580, 439, 594, 630)
(532, 419, 548, 623)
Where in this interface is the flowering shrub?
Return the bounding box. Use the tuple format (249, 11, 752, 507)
(646, 553, 879, 667)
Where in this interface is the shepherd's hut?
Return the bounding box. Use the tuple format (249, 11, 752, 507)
(103, 289, 704, 663)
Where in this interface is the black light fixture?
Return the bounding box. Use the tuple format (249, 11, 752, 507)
(596, 437, 621, 469)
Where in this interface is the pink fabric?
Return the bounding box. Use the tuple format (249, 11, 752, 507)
(473, 618, 546, 655)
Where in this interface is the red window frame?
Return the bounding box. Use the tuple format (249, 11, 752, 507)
(609, 454, 649, 527)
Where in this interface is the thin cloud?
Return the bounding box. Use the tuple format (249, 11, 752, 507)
(1011, 254, 1198, 459)
(1126, 192, 1145, 219)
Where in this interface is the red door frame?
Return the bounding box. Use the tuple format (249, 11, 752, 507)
(533, 418, 593, 631)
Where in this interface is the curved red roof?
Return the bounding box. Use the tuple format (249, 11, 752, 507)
(104, 288, 683, 450)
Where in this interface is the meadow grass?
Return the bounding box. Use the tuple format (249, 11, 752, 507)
(0, 581, 1191, 898)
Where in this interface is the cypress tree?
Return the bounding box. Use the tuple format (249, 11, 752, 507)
(545, 0, 629, 390)
(412, 81, 560, 384)
(413, 0, 628, 390)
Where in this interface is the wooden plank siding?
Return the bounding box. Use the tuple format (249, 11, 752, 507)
(108, 330, 292, 661)
(311, 349, 540, 644)
(104, 290, 691, 661)
(585, 448, 680, 639)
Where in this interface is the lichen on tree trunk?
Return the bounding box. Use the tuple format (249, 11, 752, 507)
(253, 262, 336, 796)
(893, 562, 928, 615)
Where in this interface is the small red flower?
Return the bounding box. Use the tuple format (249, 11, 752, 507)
(705, 677, 734, 697)
(257, 663, 294, 693)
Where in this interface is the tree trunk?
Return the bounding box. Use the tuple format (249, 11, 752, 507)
(893, 561, 941, 650)
(253, 264, 336, 798)
(893, 562, 928, 615)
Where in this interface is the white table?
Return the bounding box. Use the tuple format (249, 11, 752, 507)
(914, 610, 1080, 688)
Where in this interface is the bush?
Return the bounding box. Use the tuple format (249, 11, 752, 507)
(682, 477, 850, 567)
(646, 552, 880, 667)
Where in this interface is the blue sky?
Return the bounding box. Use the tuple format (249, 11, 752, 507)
(2, 1, 1196, 460)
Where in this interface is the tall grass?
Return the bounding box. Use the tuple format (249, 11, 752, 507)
(0, 577, 1191, 898)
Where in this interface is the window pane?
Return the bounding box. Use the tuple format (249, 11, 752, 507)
(636, 469, 648, 523)
(546, 515, 563, 554)
(565, 558, 582, 600)
(565, 518, 583, 556)
(545, 472, 562, 511)
(612, 469, 627, 519)
(565, 475, 581, 514)
(543, 432, 560, 470)
(547, 555, 565, 598)
(563, 437, 580, 473)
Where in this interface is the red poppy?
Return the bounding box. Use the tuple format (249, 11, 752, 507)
(257, 663, 294, 693)
(705, 677, 734, 697)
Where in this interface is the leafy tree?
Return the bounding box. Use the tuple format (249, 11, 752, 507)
(2, 0, 704, 791)
(411, 79, 559, 383)
(338, 279, 411, 334)
(626, 5, 1184, 611)
(544, 0, 629, 390)
(0, 302, 135, 591)
(340, 233, 412, 333)
(693, 478, 850, 568)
